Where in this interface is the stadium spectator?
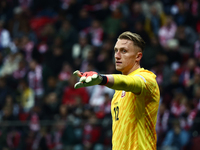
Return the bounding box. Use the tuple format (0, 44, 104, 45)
(158, 15, 177, 49)
(12, 59, 28, 80)
(0, 53, 22, 77)
(75, 8, 92, 32)
(103, 7, 122, 39)
(0, 77, 11, 110)
(134, 21, 150, 45)
(141, 36, 163, 69)
(57, 19, 78, 51)
(6, 128, 22, 149)
(89, 85, 114, 107)
(129, 1, 145, 28)
(42, 92, 59, 120)
(72, 35, 92, 69)
(175, 25, 197, 55)
(145, 5, 165, 38)
(44, 76, 59, 95)
(180, 101, 197, 130)
(0, 20, 11, 50)
(179, 58, 200, 89)
(58, 62, 72, 82)
(82, 114, 102, 150)
(141, 0, 164, 18)
(156, 102, 171, 147)
(170, 89, 187, 118)
(45, 46, 66, 77)
(62, 75, 89, 107)
(173, 0, 195, 28)
(20, 35, 35, 62)
(82, 19, 104, 47)
(162, 120, 190, 150)
(28, 59, 43, 98)
(17, 79, 34, 113)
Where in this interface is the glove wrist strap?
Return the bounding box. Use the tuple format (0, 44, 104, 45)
(99, 75, 108, 85)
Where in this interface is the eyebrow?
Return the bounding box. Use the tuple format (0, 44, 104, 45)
(114, 46, 127, 50)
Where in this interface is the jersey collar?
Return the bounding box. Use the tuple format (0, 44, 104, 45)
(128, 68, 144, 76)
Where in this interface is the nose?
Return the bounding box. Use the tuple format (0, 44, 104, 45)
(115, 51, 120, 59)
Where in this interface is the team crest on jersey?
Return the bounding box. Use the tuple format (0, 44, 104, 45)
(121, 91, 126, 98)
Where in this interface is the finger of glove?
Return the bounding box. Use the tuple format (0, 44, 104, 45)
(92, 74, 98, 79)
(74, 82, 85, 89)
(80, 76, 86, 82)
(73, 70, 83, 77)
(85, 76, 92, 83)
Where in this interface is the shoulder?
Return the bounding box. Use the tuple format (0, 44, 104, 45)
(134, 70, 159, 90)
(135, 69, 156, 81)
(139, 69, 155, 75)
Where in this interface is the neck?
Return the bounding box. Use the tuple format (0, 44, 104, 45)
(122, 63, 141, 75)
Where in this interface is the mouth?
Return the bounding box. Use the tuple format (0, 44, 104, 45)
(115, 61, 122, 65)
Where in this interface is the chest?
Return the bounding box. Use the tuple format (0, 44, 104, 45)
(111, 91, 137, 122)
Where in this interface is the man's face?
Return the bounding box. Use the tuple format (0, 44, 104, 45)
(114, 39, 141, 75)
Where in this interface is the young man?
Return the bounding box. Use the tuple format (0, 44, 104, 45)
(74, 31, 160, 150)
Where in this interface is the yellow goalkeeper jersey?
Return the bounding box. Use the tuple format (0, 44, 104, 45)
(111, 68, 160, 150)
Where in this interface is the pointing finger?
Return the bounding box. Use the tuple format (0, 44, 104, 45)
(73, 70, 83, 77)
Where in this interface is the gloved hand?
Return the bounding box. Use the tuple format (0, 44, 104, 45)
(73, 70, 108, 89)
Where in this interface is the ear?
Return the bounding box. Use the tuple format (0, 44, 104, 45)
(136, 52, 143, 62)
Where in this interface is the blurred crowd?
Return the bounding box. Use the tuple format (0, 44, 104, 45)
(0, 0, 200, 150)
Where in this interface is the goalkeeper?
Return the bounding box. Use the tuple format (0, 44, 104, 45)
(74, 31, 160, 150)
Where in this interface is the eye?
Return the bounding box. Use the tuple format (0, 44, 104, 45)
(122, 49, 127, 53)
(114, 49, 118, 53)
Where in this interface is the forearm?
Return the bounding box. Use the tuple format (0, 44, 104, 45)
(105, 75, 114, 88)
(105, 75, 142, 94)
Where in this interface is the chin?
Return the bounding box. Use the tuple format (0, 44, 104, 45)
(115, 67, 122, 72)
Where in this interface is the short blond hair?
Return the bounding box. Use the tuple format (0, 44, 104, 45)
(118, 31, 145, 52)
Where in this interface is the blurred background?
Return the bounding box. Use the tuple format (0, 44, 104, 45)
(0, 0, 200, 150)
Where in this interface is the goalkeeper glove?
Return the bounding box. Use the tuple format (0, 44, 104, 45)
(73, 70, 108, 89)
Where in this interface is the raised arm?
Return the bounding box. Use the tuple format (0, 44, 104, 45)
(73, 70, 143, 94)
